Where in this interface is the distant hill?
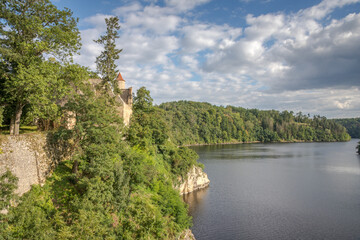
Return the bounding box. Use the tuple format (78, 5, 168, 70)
(333, 118, 360, 138)
(158, 101, 351, 145)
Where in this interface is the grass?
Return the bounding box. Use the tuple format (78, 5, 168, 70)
(0, 125, 38, 135)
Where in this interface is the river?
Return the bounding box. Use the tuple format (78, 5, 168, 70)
(184, 139, 360, 240)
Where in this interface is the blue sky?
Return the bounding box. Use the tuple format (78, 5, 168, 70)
(53, 0, 360, 118)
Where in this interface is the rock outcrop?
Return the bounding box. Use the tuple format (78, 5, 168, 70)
(177, 166, 210, 195)
(178, 229, 196, 240)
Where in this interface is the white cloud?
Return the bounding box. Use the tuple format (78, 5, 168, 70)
(245, 14, 285, 41)
(74, 0, 360, 118)
(181, 24, 242, 53)
(123, 5, 181, 34)
(113, 2, 142, 16)
(202, 1, 360, 94)
(165, 0, 211, 11)
(82, 13, 114, 29)
(300, 0, 360, 19)
(119, 33, 179, 65)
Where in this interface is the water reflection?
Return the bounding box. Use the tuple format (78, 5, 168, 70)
(186, 139, 360, 240)
(183, 187, 209, 216)
(325, 166, 360, 175)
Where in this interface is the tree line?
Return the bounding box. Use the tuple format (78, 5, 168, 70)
(333, 118, 360, 138)
(157, 101, 351, 145)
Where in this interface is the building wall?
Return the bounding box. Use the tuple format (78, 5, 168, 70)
(118, 87, 133, 126)
(122, 101, 133, 126)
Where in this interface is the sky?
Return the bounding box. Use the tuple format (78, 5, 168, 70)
(53, 0, 360, 118)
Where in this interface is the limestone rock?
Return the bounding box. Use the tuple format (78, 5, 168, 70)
(177, 166, 210, 195)
(178, 229, 196, 240)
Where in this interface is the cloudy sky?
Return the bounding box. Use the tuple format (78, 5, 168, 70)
(54, 0, 360, 118)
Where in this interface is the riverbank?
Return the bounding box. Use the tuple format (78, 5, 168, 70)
(181, 138, 350, 147)
(181, 141, 261, 147)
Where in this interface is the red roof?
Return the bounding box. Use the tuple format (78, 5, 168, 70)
(116, 72, 125, 81)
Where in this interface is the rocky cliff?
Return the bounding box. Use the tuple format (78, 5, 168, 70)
(177, 166, 210, 195)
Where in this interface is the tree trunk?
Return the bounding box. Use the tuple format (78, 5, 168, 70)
(72, 160, 79, 174)
(13, 103, 24, 135)
(9, 115, 15, 135)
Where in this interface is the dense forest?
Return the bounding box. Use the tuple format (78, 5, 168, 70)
(333, 118, 360, 138)
(156, 101, 350, 145)
(1, 85, 198, 239)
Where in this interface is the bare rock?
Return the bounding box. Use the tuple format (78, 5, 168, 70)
(177, 166, 210, 195)
(177, 229, 196, 240)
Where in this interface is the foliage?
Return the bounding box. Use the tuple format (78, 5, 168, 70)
(0, 4, 193, 239)
(334, 118, 360, 138)
(0, 170, 18, 212)
(0, 0, 80, 135)
(94, 17, 122, 93)
(357, 141, 360, 155)
(1, 85, 192, 239)
(128, 88, 199, 177)
(158, 101, 351, 145)
(133, 87, 153, 112)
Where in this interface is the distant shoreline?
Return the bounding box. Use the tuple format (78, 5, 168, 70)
(181, 139, 349, 147)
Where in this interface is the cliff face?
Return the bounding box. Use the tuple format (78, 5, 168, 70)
(177, 166, 210, 195)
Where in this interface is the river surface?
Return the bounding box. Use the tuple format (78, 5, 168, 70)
(184, 139, 360, 240)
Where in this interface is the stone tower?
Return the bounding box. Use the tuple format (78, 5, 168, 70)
(117, 72, 126, 89)
(116, 72, 133, 126)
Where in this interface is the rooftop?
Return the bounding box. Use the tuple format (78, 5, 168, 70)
(116, 72, 125, 81)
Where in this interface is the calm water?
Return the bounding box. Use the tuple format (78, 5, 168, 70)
(184, 139, 360, 240)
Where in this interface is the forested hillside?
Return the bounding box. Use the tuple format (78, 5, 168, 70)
(158, 101, 350, 145)
(0, 85, 198, 240)
(333, 118, 360, 138)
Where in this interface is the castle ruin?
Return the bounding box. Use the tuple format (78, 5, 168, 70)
(68, 72, 133, 128)
(114, 72, 133, 126)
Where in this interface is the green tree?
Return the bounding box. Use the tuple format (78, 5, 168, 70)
(0, 170, 18, 212)
(0, 0, 80, 135)
(133, 87, 153, 112)
(94, 17, 122, 92)
(334, 118, 360, 138)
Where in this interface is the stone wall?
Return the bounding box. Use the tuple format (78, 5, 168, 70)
(0, 133, 63, 195)
(122, 100, 133, 126)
